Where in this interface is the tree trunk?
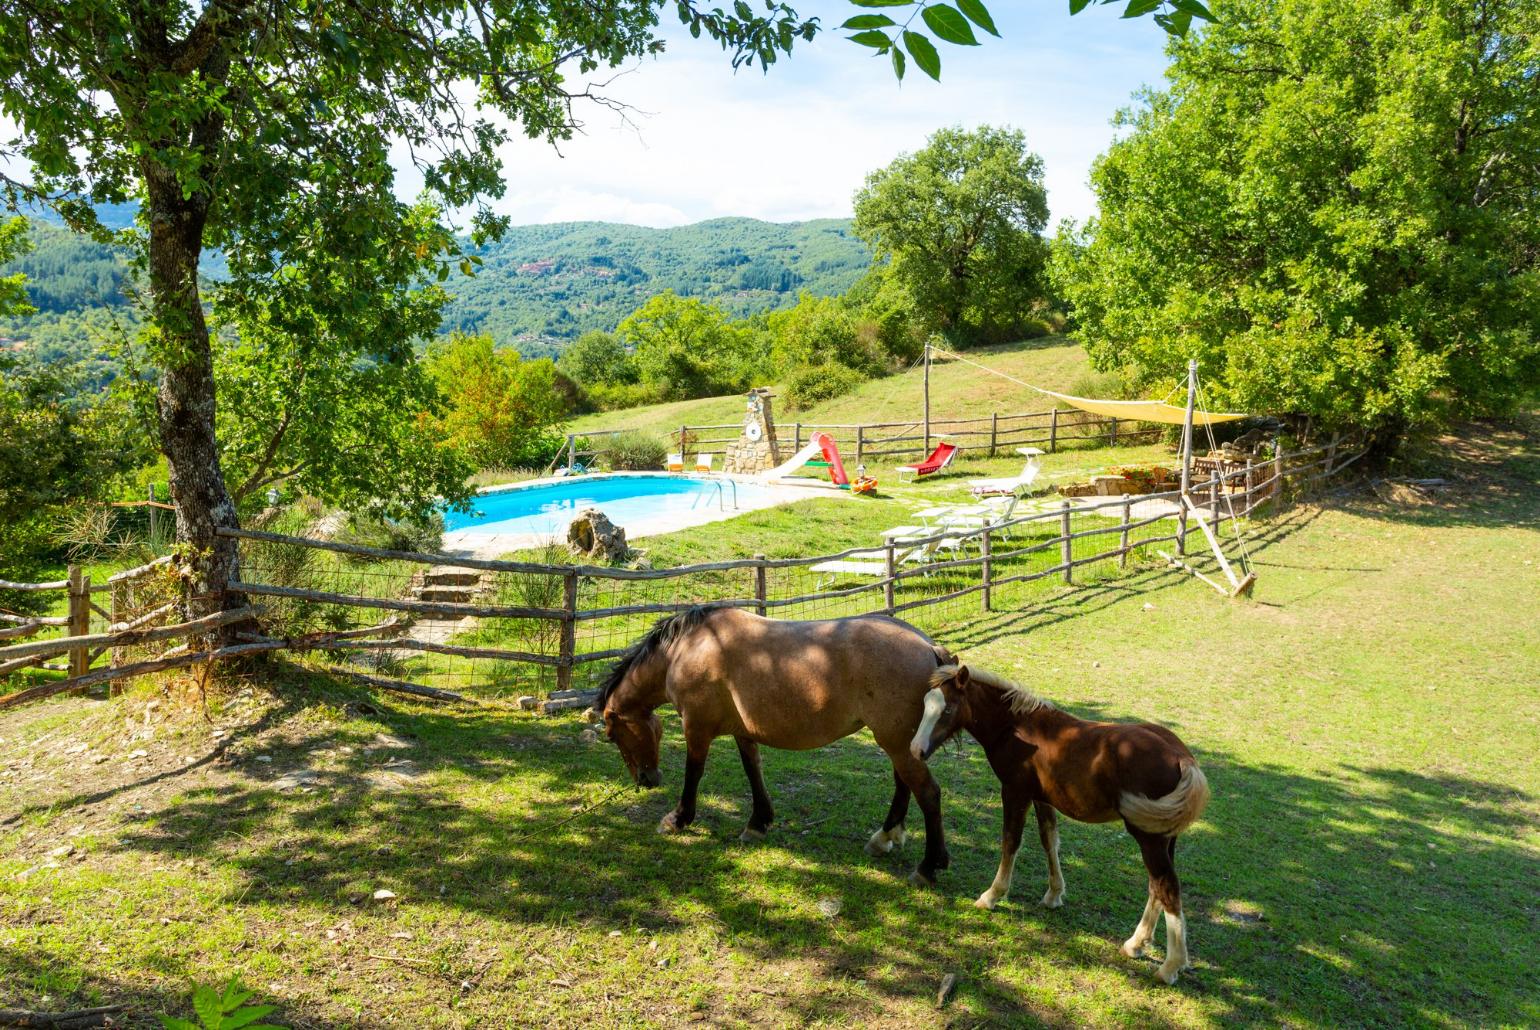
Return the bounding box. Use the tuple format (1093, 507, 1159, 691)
(145, 176, 244, 628)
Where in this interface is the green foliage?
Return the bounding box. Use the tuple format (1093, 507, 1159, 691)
(0, 355, 150, 594)
(604, 430, 669, 471)
(0, 217, 36, 318)
(767, 292, 883, 376)
(1055, 0, 1540, 436)
(442, 218, 869, 346)
(160, 977, 283, 1030)
(853, 126, 1051, 345)
(335, 509, 445, 556)
(423, 334, 569, 472)
(619, 291, 762, 401)
(559, 330, 635, 389)
(782, 362, 869, 412)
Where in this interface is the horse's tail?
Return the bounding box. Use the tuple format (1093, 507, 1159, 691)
(1119, 761, 1210, 837)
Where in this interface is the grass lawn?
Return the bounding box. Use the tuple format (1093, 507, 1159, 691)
(564, 336, 1096, 442)
(2, 418, 1537, 1027)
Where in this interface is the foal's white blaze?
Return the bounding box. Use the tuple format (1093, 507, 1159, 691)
(909, 687, 947, 760)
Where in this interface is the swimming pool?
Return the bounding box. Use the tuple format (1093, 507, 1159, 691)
(443, 474, 790, 542)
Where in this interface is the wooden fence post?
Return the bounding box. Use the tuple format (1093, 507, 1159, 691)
(1273, 449, 1285, 507)
(754, 555, 767, 617)
(980, 528, 992, 612)
(1209, 475, 1221, 522)
(67, 565, 90, 680)
(1049, 408, 1059, 453)
(556, 569, 578, 693)
(884, 541, 896, 615)
(1110, 416, 1119, 447)
(855, 426, 865, 467)
(1326, 432, 1340, 477)
(989, 413, 998, 457)
(565, 434, 576, 473)
(148, 484, 159, 541)
(794, 422, 803, 453)
(110, 576, 131, 695)
(1060, 502, 1073, 585)
(1120, 495, 1132, 569)
(678, 424, 687, 455)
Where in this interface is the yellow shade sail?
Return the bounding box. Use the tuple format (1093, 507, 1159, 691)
(1037, 390, 1248, 426)
(926, 345, 1249, 426)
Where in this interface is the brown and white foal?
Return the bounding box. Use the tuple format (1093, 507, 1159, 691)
(911, 663, 1210, 984)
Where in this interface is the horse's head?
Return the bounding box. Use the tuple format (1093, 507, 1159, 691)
(910, 664, 971, 761)
(603, 702, 662, 788)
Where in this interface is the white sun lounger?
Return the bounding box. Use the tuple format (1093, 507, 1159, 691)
(969, 448, 1045, 497)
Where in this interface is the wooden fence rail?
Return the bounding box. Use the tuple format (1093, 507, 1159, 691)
(3, 435, 1363, 708)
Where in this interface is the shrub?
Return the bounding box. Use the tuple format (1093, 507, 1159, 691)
(335, 509, 445, 554)
(783, 362, 867, 412)
(605, 431, 668, 471)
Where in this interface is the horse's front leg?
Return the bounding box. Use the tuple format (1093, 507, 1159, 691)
(891, 755, 948, 887)
(658, 727, 713, 834)
(865, 770, 911, 856)
(975, 790, 1028, 910)
(734, 737, 775, 842)
(1036, 801, 1066, 907)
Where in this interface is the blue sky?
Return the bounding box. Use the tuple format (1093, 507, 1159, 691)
(459, 2, 1172, 228)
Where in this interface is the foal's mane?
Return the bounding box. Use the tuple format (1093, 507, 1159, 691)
(598, 604, 723, 709)
(930, 663, 1054, 716)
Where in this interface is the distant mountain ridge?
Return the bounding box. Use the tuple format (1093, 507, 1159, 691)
(445, 217, 870, 348)
(3, 208, 872, 356)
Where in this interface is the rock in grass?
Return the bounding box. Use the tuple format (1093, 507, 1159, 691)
(936, 972, 958, 1008)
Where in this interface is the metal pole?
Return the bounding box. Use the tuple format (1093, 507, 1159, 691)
(1177, 359, 1197, 556)
(922, 341, 931, 454)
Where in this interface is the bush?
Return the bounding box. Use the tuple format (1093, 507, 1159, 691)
(783, 363, 868, 412)
(583, 380, 671, 412)
(335, 509, 445, 554)
(605, 431, 668, 471)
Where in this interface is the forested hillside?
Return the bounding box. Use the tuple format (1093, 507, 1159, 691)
(0, 214, 871, 367)
(443, 217, 870, 348)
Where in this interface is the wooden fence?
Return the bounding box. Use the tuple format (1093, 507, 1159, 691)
(670, 406, 1162, 466)
(1, 436, 1364, 711)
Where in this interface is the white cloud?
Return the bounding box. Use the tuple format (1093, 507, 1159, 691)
(474, 6, 1168, 228)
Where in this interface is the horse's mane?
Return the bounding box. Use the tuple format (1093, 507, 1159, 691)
(930, 663, 1054, 716)
(597, 604, 723, 710)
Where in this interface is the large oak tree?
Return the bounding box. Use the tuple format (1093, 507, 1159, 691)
(0, 0, 1193, 623)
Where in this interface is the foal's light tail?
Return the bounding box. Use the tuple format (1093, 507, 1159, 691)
(1120, 762, 1210, 837)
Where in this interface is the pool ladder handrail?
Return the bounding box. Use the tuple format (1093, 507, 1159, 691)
(691, 474, 738, 512)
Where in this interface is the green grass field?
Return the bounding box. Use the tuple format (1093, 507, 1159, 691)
(3, 417, 1537, 1027)
(565, 336, 1097, 442)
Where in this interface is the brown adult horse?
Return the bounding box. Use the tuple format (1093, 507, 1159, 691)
(911, 662, 1211, 984)
(599, 604, 953, 885)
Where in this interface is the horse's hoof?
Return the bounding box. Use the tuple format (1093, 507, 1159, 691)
(864, 827, 902, 856)
(657, 812, 684, 835)
(1121, 939, 1146, 958)
(739, 827, 766, 843)
(1155, 963, 1181, 986)
(908, 869, 937, 888)
(1040, 890, 1065, 908)
(974, 892, 1000, 911)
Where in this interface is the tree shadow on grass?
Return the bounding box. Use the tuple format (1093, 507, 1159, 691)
(9, 664, 1533, 1027)
(1338, 416, 1540, 531)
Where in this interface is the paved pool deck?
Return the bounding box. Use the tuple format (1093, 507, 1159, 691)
(440, 471, 843, 559)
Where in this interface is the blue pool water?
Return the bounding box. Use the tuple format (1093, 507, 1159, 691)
(444, 474, 779, 537)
